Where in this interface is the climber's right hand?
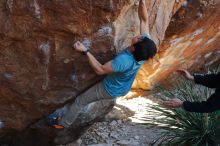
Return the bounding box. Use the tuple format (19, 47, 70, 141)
(73, 41, 87, 52)
(177, 69, 194, 81)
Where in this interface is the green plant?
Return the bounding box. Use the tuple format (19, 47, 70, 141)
(150, 80, 220, 146)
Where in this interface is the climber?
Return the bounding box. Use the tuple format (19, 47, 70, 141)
(162, 69, 220, 113)
(49, 0, 157, 129)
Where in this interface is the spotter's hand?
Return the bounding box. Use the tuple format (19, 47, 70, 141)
(162, 98, 183, 108)
(177, 69, 194, 81)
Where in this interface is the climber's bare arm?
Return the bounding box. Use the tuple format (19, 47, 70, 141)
(138, 0, 150, 34)
(86, 53, 113, 75)
(73, 41, 113, 75)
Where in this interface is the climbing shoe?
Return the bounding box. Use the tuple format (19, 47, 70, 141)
(47, 115, 64, 129)
(47, 107, 68, 129)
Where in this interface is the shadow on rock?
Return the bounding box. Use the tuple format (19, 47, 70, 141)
(0, 99, 115, 146)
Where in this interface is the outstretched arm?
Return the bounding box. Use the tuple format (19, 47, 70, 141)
(138, 0, 150, 34)
(162, 92, 220, 113)
(177, 69, 220, 88)
(86, 52, 113, 75)
(183, 92, 220, 113)
(74, 41, 113, 75)
(193, 73, 220, 88)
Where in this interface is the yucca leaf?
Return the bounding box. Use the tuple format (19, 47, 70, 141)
(149, 78, 220, 146)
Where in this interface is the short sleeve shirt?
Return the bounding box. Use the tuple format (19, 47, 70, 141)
(103, 33, 151, 97)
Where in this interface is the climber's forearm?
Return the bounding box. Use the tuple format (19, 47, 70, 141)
(73, 41, 112, 75)
(86, 52, 113, 75)
(138, 0, 148, 22)
(86, 52, 104, 74)
(138, 0, 150, 34)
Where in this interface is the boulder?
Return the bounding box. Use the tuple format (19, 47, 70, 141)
(0, 0, 219, 145)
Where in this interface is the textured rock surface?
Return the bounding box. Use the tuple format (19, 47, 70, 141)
(0, 0, 219, 145)
(0, 0, 127, 132)
(133, 0, 220, 89)
(0, 0, 182, 133)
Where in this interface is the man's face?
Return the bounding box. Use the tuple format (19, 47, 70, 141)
(131, 35, 144, 46)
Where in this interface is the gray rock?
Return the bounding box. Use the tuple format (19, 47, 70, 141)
(88, 144, 113, 146)
(134, 136, 139, 140)
(117, 120, 122, 124)
(110, 133, 119, 139)
(65, 138, 82, 146)
(116, 140, 139, 146)
(0, 120, 4, 129)
(110, 120, 118, 126)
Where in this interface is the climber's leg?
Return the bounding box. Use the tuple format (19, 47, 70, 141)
(60, 82, 112, 128)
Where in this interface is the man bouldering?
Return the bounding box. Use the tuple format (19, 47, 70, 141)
(49, 0, 157, 129)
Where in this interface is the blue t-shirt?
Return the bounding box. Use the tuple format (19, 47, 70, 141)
(103, 33, 151, 97)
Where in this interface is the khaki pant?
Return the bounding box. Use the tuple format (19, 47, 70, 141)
(60, 82, 113, 128)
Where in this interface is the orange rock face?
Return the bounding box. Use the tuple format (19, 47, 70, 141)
(0, 0, 219, 144)
(0, 0, 180, 132)
(133, 0, 220, 90)
(0, 0, 128, 132)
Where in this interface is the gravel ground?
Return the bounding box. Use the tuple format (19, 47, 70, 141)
(66, 96, 166, 146)
(80, 119, 163, 146)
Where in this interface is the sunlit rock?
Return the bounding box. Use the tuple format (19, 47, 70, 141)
(0, 0, 219, 145)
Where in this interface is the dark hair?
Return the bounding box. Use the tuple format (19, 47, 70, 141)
(132, 37, 157, 62)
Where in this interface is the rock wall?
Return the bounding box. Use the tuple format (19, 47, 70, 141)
(0, 0, 182, 133)
(133, 0, 220, 90)
(0, 0, 219, 145)
(0, 0, 128, 132)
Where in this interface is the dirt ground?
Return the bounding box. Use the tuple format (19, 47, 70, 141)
(66, 96, 166, 146)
